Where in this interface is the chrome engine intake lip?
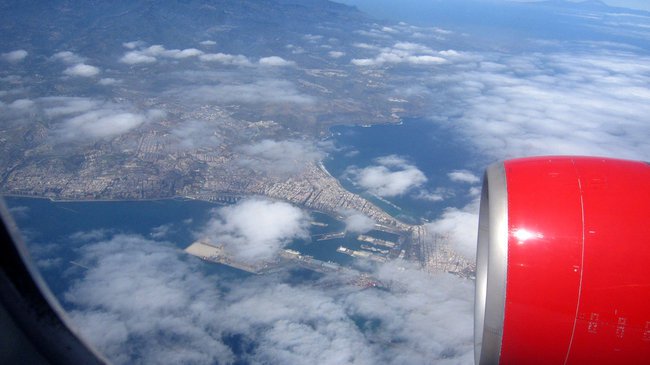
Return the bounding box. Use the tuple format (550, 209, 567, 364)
(474, 162, 509, 365)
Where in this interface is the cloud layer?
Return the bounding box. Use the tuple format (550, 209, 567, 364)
(61, 233, 474, 365)
(64, 235, 235, 365)
(418, 50, 650, 259)
(435, 51, 650, 161)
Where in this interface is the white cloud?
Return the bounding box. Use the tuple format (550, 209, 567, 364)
(140, 45, 203, 58)
(468, 186, 481, 197)
(58, 110, 144, 139)
(439, 50, 461, 57)
(9, 98, 35, 110)
(435, 51, 650, 161)
(347, 155, 427, 197)
(36, 97, 164, 141)
(286, 44, 306, 54)
(199, 198, 310, 263)
(406, 55, 447, 65)
(171, 48, 203, 58)
(425, 199, 480, 260)
(98, 78, 119, 85)
(351, 42, 447, 67)
(169, 120, 220, 150)
(64, 235, 236, 365)
(198, 53, 252, 66)
(150, 224, 172, 239)
(200, 40, 216, 46)
(258, 56, 295, 67)
(238, 139, 327, 176)
(2, 49, 28, 63)
(59, 233, 474, 365)
(63, 64, 100, 77)
(352, 42, 380, 50)
(415, 191, 445, 202)
(120, 51, 156, 64)
(393, 42, 433, 53)
(417, 51, 650, 263)
(447, 170, 480, 184)
(119, 44, 204, 64)
(41, 96, 101, 117)
(414, 187, 454, 202)
(52, 51, 86, 64)
(0, 96, 157, 138)
(350, 58, 377, 66)
(70, 229, 111, 243)
(303, 34, 323, 42)
(122, 40, 144, 49)
(389, 23, 453, 40)
(328, 51, 346, 58)
(354, 28, 393, 39)
(143, 45, 166, 56)
(339, 209, 376, 234)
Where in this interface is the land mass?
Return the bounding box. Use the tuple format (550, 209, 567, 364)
(0, 0, 475, 276)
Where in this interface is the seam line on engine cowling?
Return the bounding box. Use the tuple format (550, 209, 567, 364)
(563, 159, 586, 365)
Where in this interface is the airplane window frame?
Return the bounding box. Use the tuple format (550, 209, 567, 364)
(0, 200, 108, 365)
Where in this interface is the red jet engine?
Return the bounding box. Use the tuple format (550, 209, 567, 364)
(474, 156, 650, 364)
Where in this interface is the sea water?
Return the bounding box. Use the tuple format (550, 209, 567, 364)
(3, 117, 478, 296)
(324, 117, 480, 223)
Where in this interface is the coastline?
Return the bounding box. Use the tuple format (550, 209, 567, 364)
(1, 194, 406, 230)
(1, 193, 196, 204)
(2, 117, 432, 229)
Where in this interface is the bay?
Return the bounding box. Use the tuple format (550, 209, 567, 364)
(324, 118, 480, 223)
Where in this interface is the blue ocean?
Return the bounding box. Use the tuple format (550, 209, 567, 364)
(4, 117, 478, 296)
(324, 118, 480, 223)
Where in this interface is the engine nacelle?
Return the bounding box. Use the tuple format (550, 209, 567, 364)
(475, 156, 650, 364)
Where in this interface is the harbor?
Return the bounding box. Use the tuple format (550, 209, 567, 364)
(184, 240, 386, 289)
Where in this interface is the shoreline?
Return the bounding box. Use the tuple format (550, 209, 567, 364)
(1, 193, 196, 204)
(3, 117, 428, 227)
(1, 194, 373, 226)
